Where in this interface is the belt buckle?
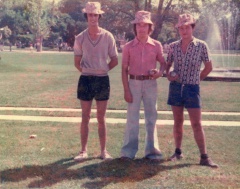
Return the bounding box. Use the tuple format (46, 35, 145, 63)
(139, 75, 145, 80)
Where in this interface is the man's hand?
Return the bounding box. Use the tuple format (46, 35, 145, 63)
(149, 69, 163, 80)
(124, 90, 133, 103)
(167, 71, 179, 81)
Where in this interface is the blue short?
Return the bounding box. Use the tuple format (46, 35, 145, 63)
(167, 81, 201, 108)
(77, 75, 110, 101)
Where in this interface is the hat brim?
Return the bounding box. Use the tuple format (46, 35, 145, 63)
(175, 21, 195, 28)
(131, 20, 153, 25)
(82, 8, 105, 14)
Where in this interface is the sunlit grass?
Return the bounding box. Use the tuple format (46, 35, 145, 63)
(0, 121, 239, 189)
(0, 51, 239, 111)
(0, 51, 240, 188)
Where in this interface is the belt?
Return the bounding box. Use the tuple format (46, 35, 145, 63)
(172, 81, 198, 86)
(129, 74, 151, 80)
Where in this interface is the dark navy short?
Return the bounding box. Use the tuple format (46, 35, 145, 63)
(77, 75, 110, 101)
(167, 81, 201, 108)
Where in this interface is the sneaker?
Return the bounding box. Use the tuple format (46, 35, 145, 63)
(200, 158, 219, 168)
(99, 151, 112, 160)
(168, 153, 183, 161)
(74, 151, 88, 162)
(145, 153, 164, 161)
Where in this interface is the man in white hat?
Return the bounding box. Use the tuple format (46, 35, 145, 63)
(120, 10, 166, 160)
(166, 13, 218, 168)
(73, 2, 118, 161)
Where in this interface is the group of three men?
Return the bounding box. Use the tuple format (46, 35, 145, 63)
(73, 2, 218, 168)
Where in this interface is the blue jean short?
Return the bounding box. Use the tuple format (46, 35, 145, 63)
(167, 81, 201, 108)
(77, 75, 110, 101)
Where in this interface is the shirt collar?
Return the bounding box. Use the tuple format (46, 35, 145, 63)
(132, 36, 155, 46)
(179, 37, 198, 46)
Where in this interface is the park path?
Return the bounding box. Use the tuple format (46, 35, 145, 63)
(0, 107, 240, 127)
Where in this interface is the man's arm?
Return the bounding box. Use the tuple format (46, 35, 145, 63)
(165, 62, 172, 75)
(74, 55, 82, 72)
(108, 56, 118, 71)
(159, 60, 166, 77)
(165, 61, 179, 81)
(153, 44, 166, 79)
(122, 63, 132, 103)
(200, 61, 213, 81)
(152, 61, 166, 79)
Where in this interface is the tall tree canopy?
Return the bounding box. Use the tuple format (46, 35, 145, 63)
(0, 0, 239, 50)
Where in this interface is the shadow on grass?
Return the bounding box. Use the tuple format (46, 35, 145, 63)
(1, 158, 192, 188)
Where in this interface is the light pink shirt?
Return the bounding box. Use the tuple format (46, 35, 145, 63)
(122, 37, 165, 75)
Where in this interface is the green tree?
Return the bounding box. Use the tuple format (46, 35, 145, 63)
(0, 26, 12, 45)
(26, 0, 59, 52)
(1, 0, 238, 50)
(58, 0, 87, 47)
(96, 0, 198, 42)
(0, 0, 29, 45)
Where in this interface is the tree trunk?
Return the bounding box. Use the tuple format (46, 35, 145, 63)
(134, 0, 141, 11)
(36, 36, 43, 52)
(151, 0, 164, 39)
(145, 0, 152, 12)
(151, 17, 163, 40)
(151, 0, 173, 40)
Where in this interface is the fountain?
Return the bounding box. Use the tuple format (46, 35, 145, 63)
(201, 2, 240, 82)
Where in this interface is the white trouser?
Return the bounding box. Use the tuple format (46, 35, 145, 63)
(120, 79, 162, 159)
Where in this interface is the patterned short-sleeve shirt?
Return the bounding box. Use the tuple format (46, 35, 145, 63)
(167, 38, 211, 84)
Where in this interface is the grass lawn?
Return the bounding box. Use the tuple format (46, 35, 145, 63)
(0, 51, 240, 111)
(0, 121, 239, 189)
(0, 121, 240, 189)
(0, 51, 240, 188)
